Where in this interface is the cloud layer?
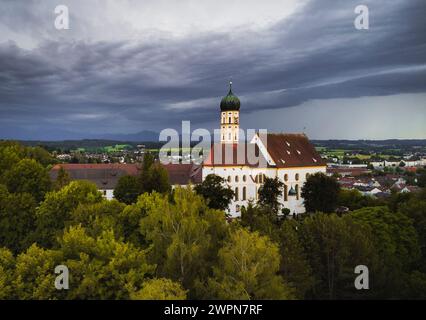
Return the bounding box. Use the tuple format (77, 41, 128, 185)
(0, 0, 425, 140)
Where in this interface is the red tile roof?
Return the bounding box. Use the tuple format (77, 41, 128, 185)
(258, 133, 326, 168)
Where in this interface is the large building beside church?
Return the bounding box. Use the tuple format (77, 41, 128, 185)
(202, 83, 326, 217)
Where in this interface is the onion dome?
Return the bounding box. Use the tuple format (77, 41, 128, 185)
(220, 81, 240, 111)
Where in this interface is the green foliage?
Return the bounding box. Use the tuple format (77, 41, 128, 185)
(69, 200, 126, 238)
(298, 213, 376, 299)
(206, 228, 294, 300)
(0, 247, 15, 299)
(35, 181, 103, 248)
(301, 173, 340, 213)
(114, 175, 140, 204)
(337, 189, 382, 211)
(3, 159, 52, 202)
(54, 166, 71, 191)
(131, 278, 187, 300)
(194, 174, 234, 211)
(257, 177, 284, 217)
(351, 206, 421, 298)
(278, 220, 314, 299)
(139, 187, 228, 292)
(58, 226, 154, 299)
(0, 185, 37, 253)
(138, 153, 171, 194)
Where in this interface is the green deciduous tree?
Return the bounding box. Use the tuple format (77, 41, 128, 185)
(4, 159, 52, 202)
(0, 185, 37, 253)
(301, 173, 340, 213)
(278, 220, 314, 299)
(206, 228, 294, 300)
(299, 213, 376, 299)
(194, 174, 234, 211)
(35, 181, 103, 248)
(139, 187, 228, 293)
(131, 278, 187, 300)
(257, 177, 284, 219)
(114, 175, 141, 204)
(351, 206, 421, 298)
(54, 166, 71, 191)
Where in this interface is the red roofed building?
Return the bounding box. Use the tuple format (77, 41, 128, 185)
(50, 163, 202, 200)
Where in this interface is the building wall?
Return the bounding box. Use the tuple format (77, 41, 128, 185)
(202, 165, 326, 217)
(100, 189, 114, 200)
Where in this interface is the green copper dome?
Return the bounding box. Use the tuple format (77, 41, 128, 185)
(220, 82, 240, 111)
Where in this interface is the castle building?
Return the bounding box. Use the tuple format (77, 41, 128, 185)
(202, 82, 327, 217)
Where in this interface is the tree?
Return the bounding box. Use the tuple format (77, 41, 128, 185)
(0, 185, 38, 253)
(298, 213, 376, 299)
(54, 166, 71, 190)
(139, 187, 228, 294)
(139, 153, 171, 194)
(301, 173, 340, 213)
(131, 278, 187, 300)
(0, 247, 15, 299)
(114, 175, 140, 204)
(205, 228, 294, 300)
(351, 206, 421, 298)
(3, 159, 52, 202)
(35, 181, 103, 248)
(194, 174, 234, 211)
(278, 220, 314, 299)
(58, 226, 155, 299)
(257, 177, 284, 218)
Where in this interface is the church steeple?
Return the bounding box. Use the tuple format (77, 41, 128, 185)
(220, 81, 240, 144)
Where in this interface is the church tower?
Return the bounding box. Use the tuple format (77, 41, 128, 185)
(220, 81, 240, 144)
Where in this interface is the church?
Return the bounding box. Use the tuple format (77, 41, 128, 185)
(202, 82, 326, 217)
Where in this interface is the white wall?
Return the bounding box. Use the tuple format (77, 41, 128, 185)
(202, 165, 326, 217)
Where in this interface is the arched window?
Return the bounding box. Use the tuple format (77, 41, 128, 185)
(283, 185, 288, 202)
(227, 176, 231, 183)
(235, 176, 239, 183)
(242, 187, 247, 200)
(242, 175, 246, 182)
(295, 173, 300, 181)
(229, 116, 232, 123)
(235, 187, 239, 201)
(284, 174, 288, 182)
(295, 184, 300, 200)
(255, 173, 266, 184)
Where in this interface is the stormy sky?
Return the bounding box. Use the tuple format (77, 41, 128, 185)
(0, 0, 425, 140)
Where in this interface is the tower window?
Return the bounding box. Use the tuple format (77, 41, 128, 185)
(242, 187, 247, 200)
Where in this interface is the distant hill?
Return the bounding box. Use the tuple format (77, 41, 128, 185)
(97, 130, 159, 142)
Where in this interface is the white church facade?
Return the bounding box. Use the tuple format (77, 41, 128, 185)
(202, 82, 326, 217)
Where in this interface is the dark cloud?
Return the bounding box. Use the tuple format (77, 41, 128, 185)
(0, 0, 425, 140)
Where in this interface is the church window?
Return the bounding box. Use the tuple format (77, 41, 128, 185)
(229, 116, 232, 123)
(242, 187, 246, 200)
(284, 174, 288, 182)
(295, 173, 299, 181)
(235, 176, 239, 182)
(227, 176, 231, 183)
(295, 184, 300, 200)
(243, 175, 246, 182)
(284, 185, 288, 201)
(235, 187, 239, 201)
